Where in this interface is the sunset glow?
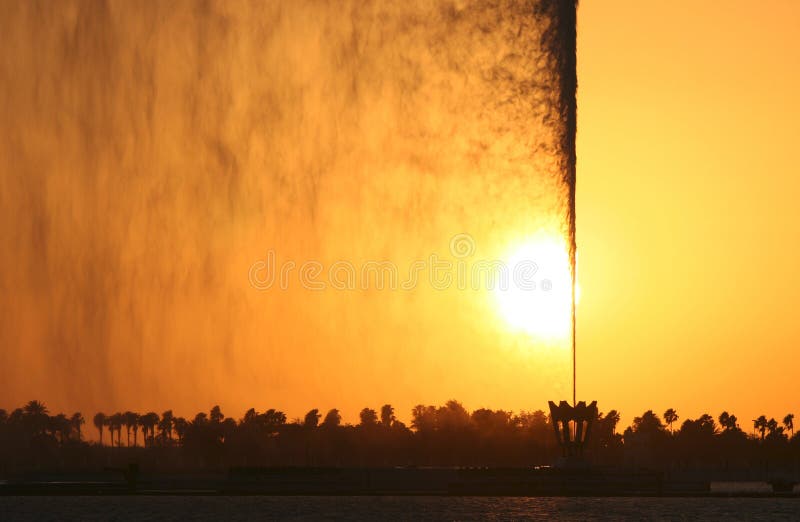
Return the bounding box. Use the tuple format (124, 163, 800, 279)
(0, 0, 798, 433)
(494, 237, 574, 341)
(3, 1, 800, 511)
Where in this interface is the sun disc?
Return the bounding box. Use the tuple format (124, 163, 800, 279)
(494, 237, 575, 340)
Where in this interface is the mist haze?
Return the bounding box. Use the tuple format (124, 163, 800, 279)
(0, 0, 577, 421)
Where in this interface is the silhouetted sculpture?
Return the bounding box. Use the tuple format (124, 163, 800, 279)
(548, 400, 598, 459)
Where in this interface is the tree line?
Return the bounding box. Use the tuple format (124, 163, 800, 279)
(0, 400, 798, 472)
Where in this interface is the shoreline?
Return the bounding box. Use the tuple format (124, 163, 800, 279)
(2, 467, 798, 497)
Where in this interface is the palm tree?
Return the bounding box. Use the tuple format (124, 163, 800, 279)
(783, 414, 794, 438)
(126, 412, 141, 447)
(23, 400, 49, 435)
(146, 412, 160, 443)
(359, 408, 378, 426)
(9, 408, 23, 424)
(138, 415, 147, 446)
(105, 416, 114, 447)
(766, 418, 781, 438)
(93, 413, 107, 446)
(663, 408, 678, 433)
(108, 413, 124, 447)
(322, 409, 341, 428)
(70, 412, 85, 441)
(262, 409, 286, 430)
(221, 418, 237, 442)
(117, 414, 125, 445)
(159, 410, 174, 442)
(241, 408, 259, 426)
(718, 411, 738, 432)
(122, 411, 135, 446)
(381, 404, 396, 428)
(49, 413, 70, 444)
(174, 417, 188, 443)
(411, 404, 437, 433)
(23, 400, 48, 416)
(140, 412, 159, 447)
(210, 406, 224, 425)
(304, 409, 321, 428)
(754, 415, 768, 440)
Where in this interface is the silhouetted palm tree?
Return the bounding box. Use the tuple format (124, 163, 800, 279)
(210, 406, 224, 424)
(304, 409, 321, 428)
(93, 413, 106, 446)
(630, 411, 666, 436)
(136, 415, 145, 446)
(663, 408, 678, 433)
(23, 400, 49, 435)
(140, 412, 159, 446)
(718, 411, 738, 432)
(411, 404, 437, 433)
(221, 418, 237, 441)
(322, 409, 341, 428)
(70, 412, 85, 441)
(437, 400, 471, 432)
(105, 415, 115, 447)
(242, 408, 258, 425)
(381, 404, 395, 428)
(602, 410, 621, 433)
(174, 417, 188, 443)
(766, 418, 782, 439)
(49, 413, 70, 444)
(754, 415, 767, 440)
(126, 412, 140, 447)
(23, 400, 48, 417)
(359, 408, 378, 426)
(472, 408, 512, 434)
(159, 410, 175, 442)
(783, 414, 794, 437)
(122, 411, 136, 446)
(262, 409, 286, 430)
(108, 413, 124, 447)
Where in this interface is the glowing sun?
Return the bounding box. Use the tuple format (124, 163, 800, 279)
(494, 236, 577, 339)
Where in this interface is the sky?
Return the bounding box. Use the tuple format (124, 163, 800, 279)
(577, 0, 800, 427)
(1, 0, 798, 431)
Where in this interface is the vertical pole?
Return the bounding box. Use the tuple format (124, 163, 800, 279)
(558, 0, 578, 407)
(572, 0, 577, 408)
(572, 279, 576, 406)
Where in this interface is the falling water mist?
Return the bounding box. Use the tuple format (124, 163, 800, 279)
(542, 0, 578, 405)
(0, 0, 579, 420)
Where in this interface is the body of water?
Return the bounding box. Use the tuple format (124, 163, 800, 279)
(0, 496, 798, 521)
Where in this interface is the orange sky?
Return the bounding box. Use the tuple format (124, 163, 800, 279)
(577, 0, 800, 427)
(1, 1, 798, 431)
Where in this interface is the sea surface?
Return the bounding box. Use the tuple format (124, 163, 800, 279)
(0, 496, 798, 521)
